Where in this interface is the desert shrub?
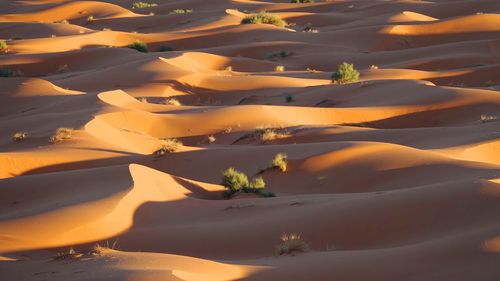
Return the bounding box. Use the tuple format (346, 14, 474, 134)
(331, 62, 359, 84)
(271, 153, 288, 172)
(159, 45, 173, 52)
(208, 135, 216, 143)
(221, 168, 275, 198)
(241, 11, 287, 28)
(285, 94, 294, 103)
(222, 167, 249, 191)
(370, 64, 378, 70)
(276, 233, 309, 255)
(86, 16, 95, 23)
(291, 0, 314, 2)
(170, 9, 193, 14)
(49, 128, 73, 143)
(12, 132, 28, 142)
(0, 40, 7, 52)
(259, 127, 289, 143)
(132, 2, 157, 8)
(480, 114, 498, 123)
(128, 41, 148, 53)
(54, 247, 83, 260)
(0, 69, 17, 77)
(154, 138, 182, 155)
(162, 97, 181, 106)
(248, 176, 265, 189)
(275, 65, 285, 72)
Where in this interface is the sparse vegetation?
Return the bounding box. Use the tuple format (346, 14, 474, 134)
(276, 233, 310, 255)
(271, 153, 288, 172)
(259, 127, 290, 143)
(159, 45, 173, 52)
(480, 114, 498, 123)
(370, 64, 379, 70)
(170, 9, 193, 14)
(54, 247, 83, 260)
(86, 15, 95, 23)
(221, 168, 275, 198)
(241, 11, 287, 28)
(12, 132, 28, 142)
(132, 2, 158, 9)
(291, 0, 314, 3)
(285, 94, 294, 103)
(225, 65, 233, 72)
(0, 40, 7, 53)
(208, 135, 216, 143)
(331, 62, 360, 84)
(162, 97, 182, 106)
(49, 128, 73, 143)
(275, 65, 285, 72)
(128, 41, 149, 53)
(154, 138, 182, 156)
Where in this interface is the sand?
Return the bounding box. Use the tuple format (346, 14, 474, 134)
(1, 0, 500, 280)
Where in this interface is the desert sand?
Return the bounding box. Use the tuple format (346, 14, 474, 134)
(1, 0, 500, 280)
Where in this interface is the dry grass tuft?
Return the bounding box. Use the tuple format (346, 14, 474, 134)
(49, 128, 73, 143)
(12, 131, 28, 142)
(271, 153, 288, 172)
(276, 233, 310, 255)
(480, 114, 498, 123)
(154, 138, 182, 156)
(162, 97, 182, 106)
(275, 65, 285, 72)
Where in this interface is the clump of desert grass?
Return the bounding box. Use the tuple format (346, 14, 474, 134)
(12, 131, 28, 142)
(128, 41, 148, 53)
(271, 153, 288, 172)
(49, 128, 73, 143)
(258, 127, 290, 143)
(275, 65, 285, 72)
(480, 114, 498, 123)
(285, 94, 294, 103)
(154, 138, 182, 156)
(0, 40, 7, 53)
(162, 97, 182, 106)
(170, 9, 193, 14)
(331, 62, 360, 84)
(132, 2, 157, 9)
(291, 0, 314, 2)
(53, 247, 83, 260)
(221, 167, 275, 198)
(207, 135, 216, 144)
(241, 11, 287, 28)
(276, 233, 310, 255)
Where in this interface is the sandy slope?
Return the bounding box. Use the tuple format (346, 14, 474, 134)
(1, 0, 500, 280)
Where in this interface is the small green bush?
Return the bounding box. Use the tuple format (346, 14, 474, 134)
(285, 94, 294, 103)
(128, 41, 148, 53)
(271, 153, 288, 172)
(222, 168, 249, 191)
(291, 0, 314, 2)
(331, 62, 359, 84)
(241, 11, 287, 28)
(221, 168, 274, 198)
(249, 176, 265, 189)
(170, 9, 193, 14)
(132, 2, 158, 9)
(0, 40, 7, 52)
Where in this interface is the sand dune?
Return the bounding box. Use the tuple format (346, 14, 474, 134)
(1, 0, 499, 280)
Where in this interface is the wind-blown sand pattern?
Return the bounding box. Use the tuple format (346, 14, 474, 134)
(1, 0, 500, 280)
